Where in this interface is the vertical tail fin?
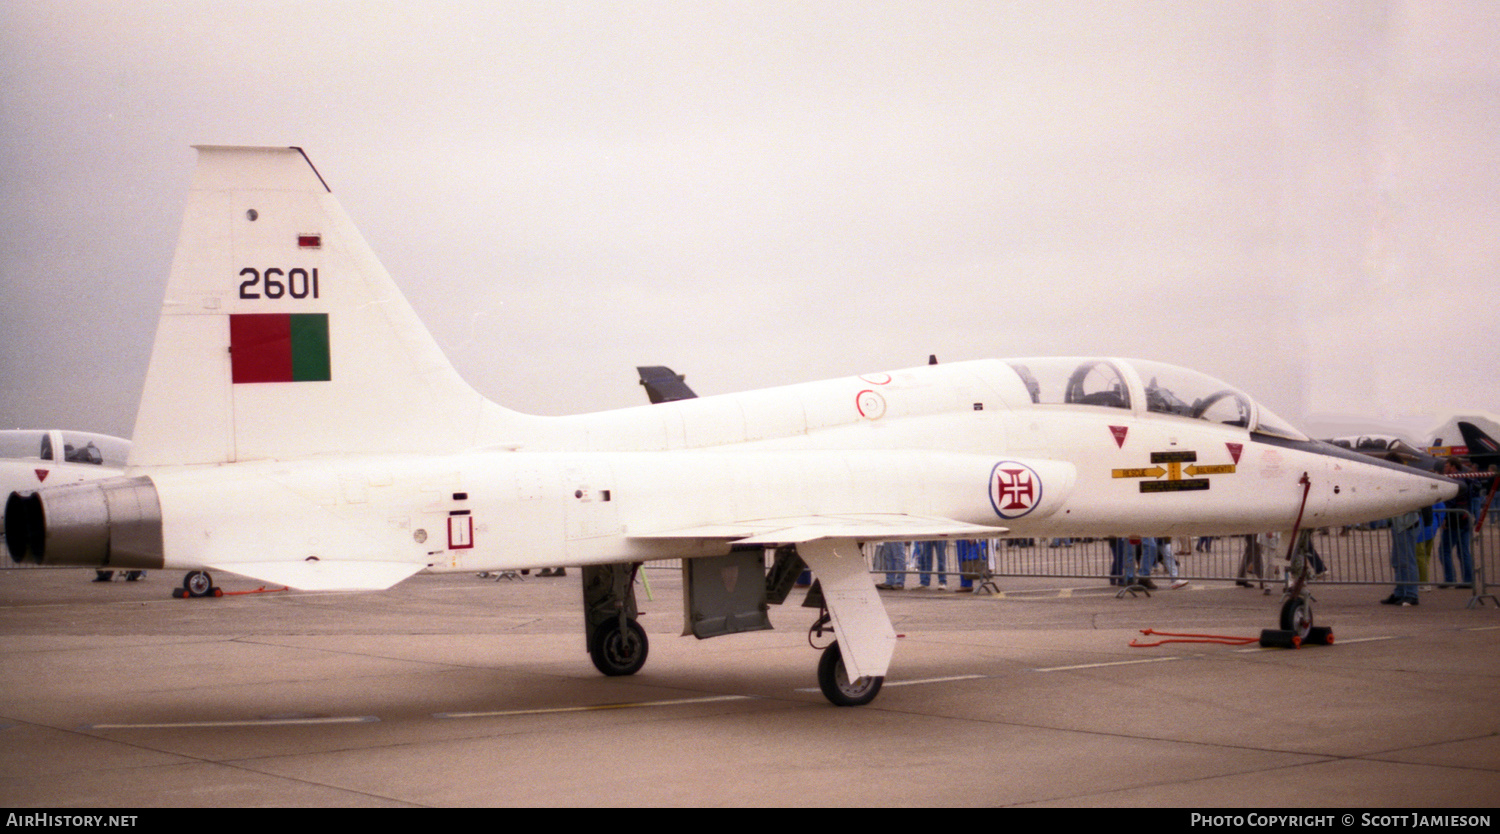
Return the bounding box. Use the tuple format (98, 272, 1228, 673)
(1458, 422, 1500, 466)
(130, 146, 502, 467)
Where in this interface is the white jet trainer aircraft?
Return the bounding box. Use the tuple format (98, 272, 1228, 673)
(6, 147, 1457, 706)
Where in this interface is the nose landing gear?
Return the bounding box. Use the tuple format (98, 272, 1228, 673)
(1260, 474, 1333, 648)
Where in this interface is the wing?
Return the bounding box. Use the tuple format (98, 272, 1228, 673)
(632, 514, 1005, 682)
(204, 560, 425, 592)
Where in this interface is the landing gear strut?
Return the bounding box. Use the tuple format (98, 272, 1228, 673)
(1260, 473, 1333, 648)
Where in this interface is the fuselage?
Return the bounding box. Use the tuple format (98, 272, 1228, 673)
(11, 356, 1451, 580)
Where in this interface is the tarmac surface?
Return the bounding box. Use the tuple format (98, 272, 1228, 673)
(1, 564, 1497, 808)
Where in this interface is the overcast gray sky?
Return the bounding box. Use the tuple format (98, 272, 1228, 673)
(2, 1, 1496, 442)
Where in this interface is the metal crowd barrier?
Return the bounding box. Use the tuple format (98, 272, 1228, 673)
(864, 512, 1496, 605)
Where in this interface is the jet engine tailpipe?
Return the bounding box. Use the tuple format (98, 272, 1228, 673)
(5, 477, 163, 569)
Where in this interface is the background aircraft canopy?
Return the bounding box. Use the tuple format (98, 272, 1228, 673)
(0, 430, 131, 468)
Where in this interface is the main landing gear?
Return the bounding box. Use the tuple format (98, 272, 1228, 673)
(580, 545, 894, 708)
(590, 617, 648, 676)
(805, 582, 886, 707)
(817, 641, 883, 707)
(582, 562, 649, 677)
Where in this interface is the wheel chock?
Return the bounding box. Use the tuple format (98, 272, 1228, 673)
(171, 585, 226, 599)
(1302, 626, 1334, 646)
(1258, 629, 1301, 649)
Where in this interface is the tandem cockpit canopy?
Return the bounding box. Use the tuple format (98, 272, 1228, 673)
(1003, 358, 1307, 441)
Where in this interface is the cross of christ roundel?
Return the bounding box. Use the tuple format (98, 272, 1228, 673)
(989, 461, 1043, 519)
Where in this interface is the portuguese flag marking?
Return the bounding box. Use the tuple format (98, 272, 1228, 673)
(230, 313, 331, 384)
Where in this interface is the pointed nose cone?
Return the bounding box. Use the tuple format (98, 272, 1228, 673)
(1436, 472, 1461, 503)
(1303, 440, 1458, 526)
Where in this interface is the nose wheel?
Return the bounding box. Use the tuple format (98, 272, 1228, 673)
(1279, 596, 1313, 640)
(174, 570, 220, 598)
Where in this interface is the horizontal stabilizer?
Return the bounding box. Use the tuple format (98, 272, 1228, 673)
(205, 560, 424, 592)
(636, 365, 698, 404)
(632, 514, 1008, 546)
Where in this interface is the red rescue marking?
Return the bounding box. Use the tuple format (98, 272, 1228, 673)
(855, 390, 887, 419)
(448, 515, 474, 549)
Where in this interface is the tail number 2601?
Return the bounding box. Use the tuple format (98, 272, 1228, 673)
(238, 268, 321, 300)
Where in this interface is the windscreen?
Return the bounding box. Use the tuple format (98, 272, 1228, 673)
(1131, 359, 1307, 441)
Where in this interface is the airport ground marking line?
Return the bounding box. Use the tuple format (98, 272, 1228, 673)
(794, 673, 989, 693)
(84, 715, 379, 730)
(883, 674, 989, 687)
(1231, 634, 1397, 653)
(982, 582, 1225, 601)
(437, 694, 754, 718)
(1032, 656, 1181, 672)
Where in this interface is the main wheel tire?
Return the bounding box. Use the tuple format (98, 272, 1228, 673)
(817, 642, 883, 707)
(590, 618, 648, 677)
(184, 571, 212, 598)
(1279, 597, 1313, 640)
